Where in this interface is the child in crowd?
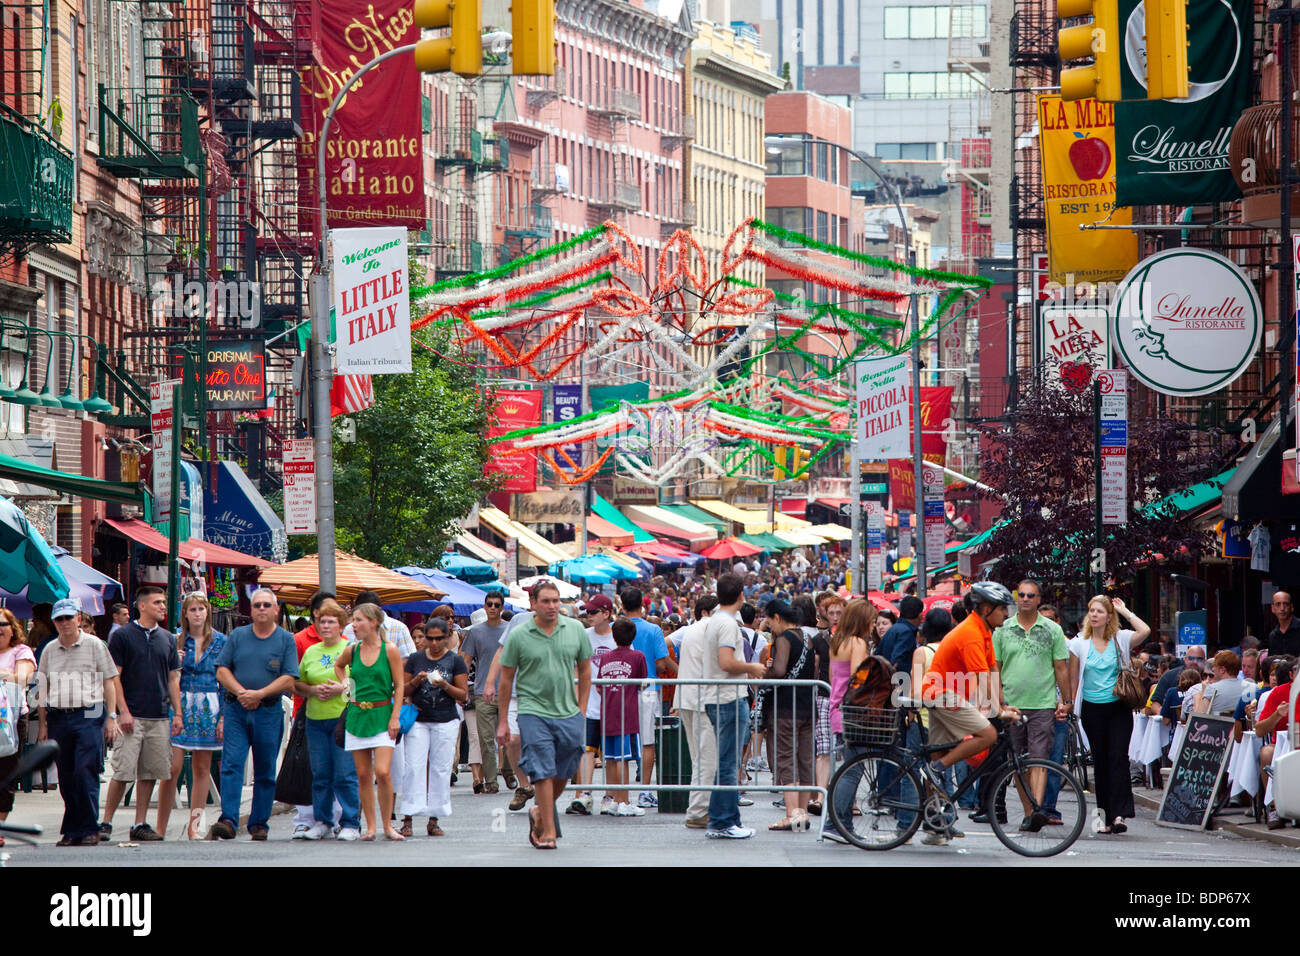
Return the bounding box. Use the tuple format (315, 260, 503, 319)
(598, 619, 648, 817)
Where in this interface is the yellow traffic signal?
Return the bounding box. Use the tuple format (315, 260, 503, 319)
(511, 0, 555, 75)
(1057, 0, 1121, 102)
(414, 0, 482, 76)
(1144, 0, 1189, 100)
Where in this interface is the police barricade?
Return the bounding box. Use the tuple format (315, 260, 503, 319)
(573, 677, 835, 838)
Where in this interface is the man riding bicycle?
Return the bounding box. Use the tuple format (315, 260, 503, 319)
(918, 581, 1021, 845)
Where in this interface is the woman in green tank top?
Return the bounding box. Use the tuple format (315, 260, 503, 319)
(334, 603, 405, 841)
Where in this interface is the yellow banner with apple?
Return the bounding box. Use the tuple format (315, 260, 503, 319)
(1037, 94, 1138, 286)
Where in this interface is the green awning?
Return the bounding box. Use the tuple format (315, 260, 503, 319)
(740, 532, 794, 552)
(1140, 466, 1235, 517)
(0, 452, 143, 506)
(659, 502, 729, 533)
(892, 560, 959, 582)
(591, 491, 655, 543)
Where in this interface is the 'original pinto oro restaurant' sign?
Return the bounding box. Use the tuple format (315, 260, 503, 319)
(1110, 248, 1262, 397)
(205, 340, 267, 411)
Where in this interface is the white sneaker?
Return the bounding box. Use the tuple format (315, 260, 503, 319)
(600, 796, 618, 816)
(637, 791, 658, 808)
(738, 796, 754, 807)
(616, 802, 646, 817)
(920, 830, 950, 846)
(291, 824, 312, 840)
(706, 825, 755, 839)
(303, 822, 332, 841)
(336, 827, 361, 842)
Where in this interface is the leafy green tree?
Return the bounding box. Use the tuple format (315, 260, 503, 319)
(331, 334, 495, 567)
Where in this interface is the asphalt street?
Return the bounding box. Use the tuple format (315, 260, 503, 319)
(5, 774, 1298, 867)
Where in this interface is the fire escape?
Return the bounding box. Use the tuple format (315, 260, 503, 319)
(94, 0, 319, 492)
(432, 81, 504, 277)
(0, 0, 74, 259)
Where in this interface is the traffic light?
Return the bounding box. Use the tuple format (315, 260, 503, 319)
(1144, 0, 1189, 100)
(1057, 0, 1121, 102)
(413, 0, 482, 76)
(511, 0, 555, 75)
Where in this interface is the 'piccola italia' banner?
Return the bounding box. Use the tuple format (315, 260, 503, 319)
(1113, 0, 1251, 207)
(1038, 95, 1138, 285)
(299, 0, 424, 230)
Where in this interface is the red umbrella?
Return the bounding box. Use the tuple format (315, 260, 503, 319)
(700, 537, 764, 560)
(865, 591, 901, 613)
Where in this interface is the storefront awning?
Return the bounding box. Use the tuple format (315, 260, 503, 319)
(691, 499, 781, 533)
(455, 531, 506, 564)
(103, 517, 273, 568)
(658, 502, 729, 532)
(586, 513, 634, 547)
(622, 504, 718, 547)
(0, 451, 142, 506)
(203, 460, 284, 560)
(592, 491, 655, 543)
(739, 532, 794, 552)
(779, 499, 807, 517)
(774, 528, 828, 547)
(807, 523, 853, 541)
(479, 507, 570, 566)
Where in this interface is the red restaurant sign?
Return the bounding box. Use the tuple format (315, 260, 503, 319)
(486, 390, 543, 493)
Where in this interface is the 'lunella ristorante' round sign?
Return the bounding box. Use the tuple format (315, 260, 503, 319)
(1110, 247, 1261, 397)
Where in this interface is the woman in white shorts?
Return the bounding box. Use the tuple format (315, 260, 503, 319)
(334, 603, 405, 841)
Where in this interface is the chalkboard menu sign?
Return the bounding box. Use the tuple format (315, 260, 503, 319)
(1155, 714, 1235, 830)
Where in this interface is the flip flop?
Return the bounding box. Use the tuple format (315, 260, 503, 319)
(528, 807, 543, 848)
(769, 818, 794, 831)
(535, 837, 557, 849)
(1111, 820, 1128, 834)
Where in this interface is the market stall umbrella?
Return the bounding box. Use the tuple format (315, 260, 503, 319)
(0, 498, 68, 604)
(517, 575, 581, 599)
(387, 566, 524, 615)
(0, 545, 121, 616)
(438, 551, 499, 583)
(865, 591, 901, 614)
(550, 555, 639, 582)
(258, 552, 446, 606)
(700, 537, 764, 561)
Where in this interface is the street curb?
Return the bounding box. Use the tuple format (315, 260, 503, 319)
(1133, 791, 1300, 849)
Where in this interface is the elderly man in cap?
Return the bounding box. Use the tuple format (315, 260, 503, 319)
(36, 597, 122, 846)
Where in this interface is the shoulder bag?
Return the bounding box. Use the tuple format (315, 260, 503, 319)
(1112, 638, 1146, 710)
(274, 705, 313, 805)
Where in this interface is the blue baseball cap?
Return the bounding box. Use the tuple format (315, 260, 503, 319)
(52, 597, 82, 620)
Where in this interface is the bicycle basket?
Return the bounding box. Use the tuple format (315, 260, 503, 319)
(840, 704, 900, 747)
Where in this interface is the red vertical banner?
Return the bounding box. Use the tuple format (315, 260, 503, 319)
(486, 390, 543, 493)
(920, 386, 953, 464)
(888, 459, 915, 511)
(299, 1, 424, 230)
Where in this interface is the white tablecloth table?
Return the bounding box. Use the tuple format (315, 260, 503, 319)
(1227, 731, 1261, 798)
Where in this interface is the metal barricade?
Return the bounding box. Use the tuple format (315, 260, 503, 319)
(572, 677, 835, 839)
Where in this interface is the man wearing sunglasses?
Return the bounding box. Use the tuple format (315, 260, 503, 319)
(211, 589, 297, 840)
(990, 579, 1070, 831)
(463, 591, 516, 794)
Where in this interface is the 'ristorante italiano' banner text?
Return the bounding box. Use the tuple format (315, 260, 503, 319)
(1038, 95, 1138, 285)
(1113, 0, 1250, 207)
(299, 1, 424, 230)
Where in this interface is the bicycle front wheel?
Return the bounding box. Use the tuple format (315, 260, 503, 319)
(986, 758, 1086, 857)
(826, 751, 924, 851)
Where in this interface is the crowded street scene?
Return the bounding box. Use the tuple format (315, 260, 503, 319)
(0, 0, 1298, 930)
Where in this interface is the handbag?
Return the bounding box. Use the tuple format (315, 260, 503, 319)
(1112, 638, 1146, 710)
(274, 706, 313, 805)
(333, 704, 350, 748)
(399, 703, 419, 735)
(0, 681, 20, 759)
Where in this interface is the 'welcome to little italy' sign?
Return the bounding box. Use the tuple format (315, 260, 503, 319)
(331, 227, 411, 375)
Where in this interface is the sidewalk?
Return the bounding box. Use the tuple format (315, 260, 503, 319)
(7, 777, 281, 845)
(1132, 786, 1300, 849)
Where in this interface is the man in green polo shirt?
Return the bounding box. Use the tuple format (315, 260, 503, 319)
(497, 580, 591, 850)
(992, 578, 1071, 831)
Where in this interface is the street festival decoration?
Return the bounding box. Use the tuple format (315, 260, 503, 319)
(403, 218, 990, 486)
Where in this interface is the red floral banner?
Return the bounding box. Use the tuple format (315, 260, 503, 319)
(487, 390, 544, 493)
(299, 1, 424, 230)
(921, 386, 953, 459)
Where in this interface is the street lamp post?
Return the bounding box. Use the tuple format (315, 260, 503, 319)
(765, 135, 928, 597)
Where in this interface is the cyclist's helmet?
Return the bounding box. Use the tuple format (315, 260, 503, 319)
(968, 581, 1015, 608)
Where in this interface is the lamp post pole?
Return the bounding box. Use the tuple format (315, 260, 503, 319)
(767, 136, 927, 597)
(311, 42, 417, 592)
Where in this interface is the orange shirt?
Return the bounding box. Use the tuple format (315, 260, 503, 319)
(922, 612, 994, 702)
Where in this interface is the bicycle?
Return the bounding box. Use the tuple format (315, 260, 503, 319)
(828, 699, 1087, 857)
(1062, 712, 1090, 794)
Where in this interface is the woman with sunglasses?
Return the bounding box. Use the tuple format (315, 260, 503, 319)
(156, 593, 226, 839)
(399, 616, 468, 837)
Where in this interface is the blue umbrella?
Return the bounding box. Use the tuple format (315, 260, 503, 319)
(0, 546, 122, 616)
(389, 566, 523, 615)
(0, 499, 68, 605)
(436, 552, 499, 583)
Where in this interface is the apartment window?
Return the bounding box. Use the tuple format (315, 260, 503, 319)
(876, 142, 938, 160)
(816, 210, 829, 244)
(883, 73, 975, 99)
(883, 6, 986, 38)
(815, 142, 828, 180)
(766, 136, 811, 176)
(765, 207, 812, 244)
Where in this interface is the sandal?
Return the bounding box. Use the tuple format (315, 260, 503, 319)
(473, 781, 484, 794)
(399, 817, 413, 838)
(528, 807, 543, 848)
(427, 819, 444, 837)
(1111, 819, 1128, 835)
(769, 818, 794, 831)
(792, 811, 811, 832)
(485, 782, 499, 795)
(504, 773, 518, 790)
